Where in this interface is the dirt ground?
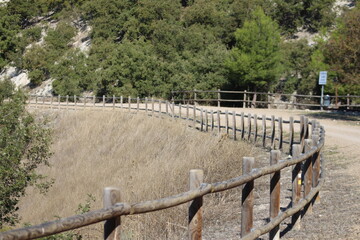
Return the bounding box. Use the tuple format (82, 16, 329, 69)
(211, 107, 360, 240)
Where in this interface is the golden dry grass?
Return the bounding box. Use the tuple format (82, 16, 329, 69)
(17, 110, 258, 239)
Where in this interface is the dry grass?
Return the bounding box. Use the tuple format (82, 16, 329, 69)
(17, 110, 259, 239)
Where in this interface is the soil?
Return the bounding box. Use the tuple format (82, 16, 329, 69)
(203, 107, 360, 240)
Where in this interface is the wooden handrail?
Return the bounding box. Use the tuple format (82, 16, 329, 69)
(1, 96, 326, 240)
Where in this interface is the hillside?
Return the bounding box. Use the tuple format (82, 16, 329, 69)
(17, 110, 258, 238)
(0, 0, 358, 99)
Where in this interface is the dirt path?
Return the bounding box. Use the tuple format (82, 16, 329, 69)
(210, 107, 360, 239)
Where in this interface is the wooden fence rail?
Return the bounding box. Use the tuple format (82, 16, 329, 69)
(1, 95, 326, 240)
(171, 89, 360, 110)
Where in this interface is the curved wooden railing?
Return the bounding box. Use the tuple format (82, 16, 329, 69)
(0, 95, 325, 240)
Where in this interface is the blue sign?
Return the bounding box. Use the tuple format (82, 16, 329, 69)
(318, 71, 327, 85)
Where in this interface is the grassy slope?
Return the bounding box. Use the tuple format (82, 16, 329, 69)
(17, 110, 257, 239)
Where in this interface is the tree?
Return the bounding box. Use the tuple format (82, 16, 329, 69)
(324, 7, 360, 94)
(225, 7, 282, 92)
(0, 80, 52, 227)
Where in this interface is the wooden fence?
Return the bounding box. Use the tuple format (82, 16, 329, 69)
(1, 95, 325, 240)
(171, 89, 360, 110)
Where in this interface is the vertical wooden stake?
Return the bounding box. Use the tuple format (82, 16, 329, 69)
(304, 117, 309, 140)
(211, 110, 214, 131)
(58, 95, 61, 110)
(186, 104, 189, 122)
(270, 150, 281, 240)
(189, 169, 203, 240)
(217, 111, 221, 134)
(200, 109, 204, 132)
(289, 117, 294, 155)
(66, 95, 69, 110)
(74, 95, 77, 111)
(241, 157, 255, 237)
(300, 116, 305, 150)
(205, 109, 208, 132)
(312, 134, 321, 204)
(262, 115, 266, 148)
(113, 95, 115, 110)
(172, 102, 175, 120)
(241, 113, 245, 140)
(243, 90, 247, 108)
(225, 110, 229, 134)
(103, 95, 105, 110)
(145, 97, 148, 115)
(292, 144, 302, 229)
(152, 98, 155, 117)
(193, 105, 196, 128)
(303, 139, 313, 215)
(217, 89, 221, 108)
(271, 115, 275, 149)
(247, 114, 252, 141)
(103, 187, 121, 240)
(347, 93, 350, 110)
(179, 104, 182, 119)
(232, 111, 236, 140)
(128, 96, 131, 112)
(166, 100, 169, 115)
(93, 96, 96, 108)
(253, 114, 258, 143)
(120, 96, 123, 109)
(278, 117, 283, 150)
(136, 97, 139, 113)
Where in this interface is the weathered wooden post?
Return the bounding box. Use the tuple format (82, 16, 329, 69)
(159, 100, 162, 117)
(267, 91, 271, 109)
(271, 115, 275, 149)
(347, 94, 350, 110)
(217, 89, 221, 108)
(241, 157, 255, 237)
(292, 144, 302, 229)
(312, 133, 321, 204)
(217, 111, 221, 134)
(262, 115, 266, 148)
(93, 96, 96, 108)
(128, 96, 131, 112)
(172, 101, 175, 120)
(194, 89, 197, 106)
(247, 114, 252, 141)
(145, 97, 148, 115)
(189, 169, 204, 240)
(211, 110, 214, 131)
(200, 109, 204, 132)
(58, 95, 61, 110)
(152, 98, 155, 117)
(253, 114, 258, 143)
(186, 103, 189, 122)
(225, 110, 229, 134)
(74, 95, 77, 111)
(193, 105, 196, 128)
(241, 113, 245, 140)
(270, 150, 281, 240)
(120, 96, 123, 109)
(303, 139, 313, 215)
(300, 116, 305, 149)
(103, 95, 105, 109)
(179, 104, 182, 119)
(66, 95, 69, 109)
(113, 95, 115, 110)
(136, 97, 139, 113)
(278, 117, 283, 150)
(205, 109, 208, 132)
(289, 117, 294, 155)
(232, 111, 236, 140)
(166, 100, 169, 115)
(243, 90, 247, 109)
(103, 187, 121, 240)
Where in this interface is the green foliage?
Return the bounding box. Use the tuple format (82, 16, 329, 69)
(324, 7, 360, 94)
(226, 7, 282, 91)
(0, 81, 52, 227)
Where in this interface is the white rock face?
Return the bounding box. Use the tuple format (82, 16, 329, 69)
(0, 66, 31, 89)
(30, 79, 54, 96)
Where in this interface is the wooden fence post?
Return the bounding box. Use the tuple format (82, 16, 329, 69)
(205, 109, 208, 132)
(74, 95, 77, 110)
(241, 157, 255, 237)
(200, 109, 204, 132)
(120, 96, 123, 109)
(172, 102, 175, 120)
(243, 90, 247, 109)
(270, 150, 281, 240)
(347, 94, 350, 110)
(312, 133, 321, 204)
(179, 104, 182, 119)
(300, 116, 305, 149)
(66, 95, 69, 109)
(278, 117, 283, 150)
(241, 113, 245, 139)
(262, 115, 266, 148)
(225, 110, 229, 134)
(247, 114, 252, 141)
(232, 111, 236, 140)
(136, 97, 139, 113)
(166, 100, 169, 115)
(103, 95, 105, 109)
(189, 169, 204, 240)
(113, 95, 115, 110)
(145, 97, 148, 115)
(271, 115, 275, 149)
(303, 139, 313, 215)
(58, 95, 61, 110)
(253, 114, 258, 143)
(304, 117, 309, 141)
(217, 111, 221, 134)
(193, 105, 196, 128)
(194, 89, 197, 106)
(217, 89, 221, 108)
(93, 96, 96, 108)
(289, 117, 294, 155)
(159, 100, 162, 117)
(186, 103, 189, 122)
(211, 110, 214, 131)
(103, 187, 121, 240)
(152, 98, 155, 117)
(268, 92, 271, 109)
(128, 96, 131, 112)
(292, 144, 302, 229)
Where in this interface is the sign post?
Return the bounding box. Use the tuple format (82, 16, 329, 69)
(318, 71, 327, 110)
